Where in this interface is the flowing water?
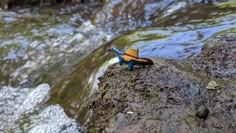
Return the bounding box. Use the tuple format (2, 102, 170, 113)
(0, 0, 236, 132)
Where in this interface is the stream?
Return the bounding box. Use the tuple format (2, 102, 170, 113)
(0, 0, 236, 132)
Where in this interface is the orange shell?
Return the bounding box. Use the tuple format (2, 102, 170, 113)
(125, 48, 139, 58)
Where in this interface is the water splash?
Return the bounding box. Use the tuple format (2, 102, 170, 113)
(0, 84, 50, 132)
(29, 105, 81, 133)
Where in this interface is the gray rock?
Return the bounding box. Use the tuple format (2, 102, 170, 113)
(196, 105, 209, 119)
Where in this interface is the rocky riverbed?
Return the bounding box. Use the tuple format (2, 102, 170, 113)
(84, 33, 236, 133)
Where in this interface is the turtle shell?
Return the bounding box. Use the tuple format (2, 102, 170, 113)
(125, 48, 139, 58)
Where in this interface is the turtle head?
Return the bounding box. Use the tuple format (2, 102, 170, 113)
(108, 47, 125, 55)
(107, 47, 116, 52)
(108, 47, 120, 53)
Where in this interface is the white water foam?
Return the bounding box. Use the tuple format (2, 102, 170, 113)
(0, 83, 80, 132)
(29, 105, 81, 133)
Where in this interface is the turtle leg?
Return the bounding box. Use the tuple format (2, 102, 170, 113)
(119, 59, 123, 65)
(128, 62, 134, 71)
(118, 56, 124, 65)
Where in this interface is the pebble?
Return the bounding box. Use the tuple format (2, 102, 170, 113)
(196, 105, 209, 119)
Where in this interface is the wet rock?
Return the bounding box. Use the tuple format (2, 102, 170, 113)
(0, 86, 29, 131)
(190, 33, 236, 79)
(196, 105, 209, 119)
(0, 83, 51, 132)
(29, 105, 81, 133)
(18, 84, 51, 114)
(211, 117, 222, 129)
(84, 33, 236, 133)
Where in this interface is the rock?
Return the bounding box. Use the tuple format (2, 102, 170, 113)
(196, 105, 209, 119)
(190, 33, 236, 79)
(206, 81, 218, 90)
(84, 33, 236, 132)
(0, 1, 8, 10)
(18, 84, 51, 114)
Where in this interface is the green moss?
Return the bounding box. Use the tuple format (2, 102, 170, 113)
(214, 28, 236, 36)
(181, 112, 196, 129)
(0, 43, 20, 58)
(127, 77, 137, 88)
(100, 83, 110, 99)
(7, 43, 20, 50)
(40, 73, 53, 84)
(146, 115, 161, 121)
(154, 128, 158, 133)
(0, 47, 9, 58)
(217, 1, 236, 8)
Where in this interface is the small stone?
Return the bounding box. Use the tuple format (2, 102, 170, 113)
(127, 111, 134, 115)
(231, 91, 236, 96)
(196, 105, 209, 119)
(206, 81, 218, 90)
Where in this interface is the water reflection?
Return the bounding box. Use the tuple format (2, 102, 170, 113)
(133, 25, 235, 59)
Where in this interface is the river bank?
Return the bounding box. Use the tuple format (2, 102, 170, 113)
(84, 33, 236, 132)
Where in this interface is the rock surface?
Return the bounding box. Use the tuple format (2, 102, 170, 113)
(190, 33, 236, 79)
(84, 33, 236, 133)
(195, 105, 209, 119)
(29, 105, 81, 133)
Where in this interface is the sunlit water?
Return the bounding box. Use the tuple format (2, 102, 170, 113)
(0, 0, 236, 132)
